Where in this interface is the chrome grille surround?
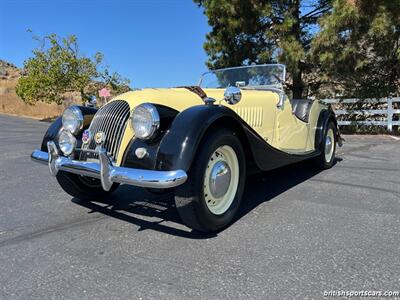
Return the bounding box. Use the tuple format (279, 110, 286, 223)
(81, 100, 130, 162)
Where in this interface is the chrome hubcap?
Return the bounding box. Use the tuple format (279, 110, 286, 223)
(325, 136, 332, 156)
(324, 128, 335, 162)
(209, 161, 231, 198)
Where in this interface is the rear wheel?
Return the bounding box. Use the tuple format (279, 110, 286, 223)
(314, 121, 337, 169)
(56, 172, 119, 201)
(174, 128, 246, 232)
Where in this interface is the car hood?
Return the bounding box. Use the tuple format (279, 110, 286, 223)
(109, 87, 278, 111)
(109, 88, 214, 111)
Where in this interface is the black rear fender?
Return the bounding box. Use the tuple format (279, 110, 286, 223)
(315, 106, 343, 150)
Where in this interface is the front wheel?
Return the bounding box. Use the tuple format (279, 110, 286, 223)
(174, 128, 246, 233)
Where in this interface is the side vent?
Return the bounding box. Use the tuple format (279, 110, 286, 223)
(232, 107, 264, 127)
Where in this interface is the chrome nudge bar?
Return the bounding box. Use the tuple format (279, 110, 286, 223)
(31, 141, 188, 191)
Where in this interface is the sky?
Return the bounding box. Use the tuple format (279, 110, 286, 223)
(0, 0, 210, 88)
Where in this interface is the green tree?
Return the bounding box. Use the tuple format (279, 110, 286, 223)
(312, 0, 400, 98)
(194, 0, 332, 98)
(16, 33, 130, 105)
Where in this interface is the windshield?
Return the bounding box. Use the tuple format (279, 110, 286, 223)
(199, 64, 286, 90)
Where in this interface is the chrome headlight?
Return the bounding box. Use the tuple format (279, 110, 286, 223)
(131, 103, 160, 140)
(58, 130, 77, 155)
(62, 106, 83, 134)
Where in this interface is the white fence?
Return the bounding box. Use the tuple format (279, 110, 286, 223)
(321, 97, 400, 132)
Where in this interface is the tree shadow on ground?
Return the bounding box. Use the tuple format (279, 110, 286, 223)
(72, 159, 339, 239)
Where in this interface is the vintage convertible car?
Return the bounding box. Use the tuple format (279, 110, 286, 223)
(31, 64, 342, 232)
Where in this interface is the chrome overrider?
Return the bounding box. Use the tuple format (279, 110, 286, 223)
(30, 141, 188, 191)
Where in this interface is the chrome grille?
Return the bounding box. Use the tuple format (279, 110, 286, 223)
(81, 100, 130, 162)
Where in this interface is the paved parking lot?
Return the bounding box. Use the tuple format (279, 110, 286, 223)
(0, 114, 399, 299)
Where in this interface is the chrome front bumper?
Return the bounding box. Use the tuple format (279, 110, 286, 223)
(31, 141, 187, 191)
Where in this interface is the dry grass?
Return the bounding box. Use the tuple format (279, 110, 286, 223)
(0, 78, 80, 120)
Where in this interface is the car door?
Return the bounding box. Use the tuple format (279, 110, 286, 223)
(274, 96, 309, 152)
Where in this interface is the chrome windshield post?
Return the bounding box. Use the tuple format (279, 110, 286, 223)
(276, 91, 286, 110)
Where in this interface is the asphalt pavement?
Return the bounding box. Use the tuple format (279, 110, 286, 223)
(0, 114, 399, 299)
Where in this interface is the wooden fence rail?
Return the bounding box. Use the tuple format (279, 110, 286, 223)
(321, 97, 400, 132)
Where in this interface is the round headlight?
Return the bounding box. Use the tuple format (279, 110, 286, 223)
(62, 106, 83, 134)
(131, 103, 160, 140)
(58, 130, 77, 155)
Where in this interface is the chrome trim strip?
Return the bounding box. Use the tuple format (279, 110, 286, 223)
(31, 141, 188, 191)
(200, 63, 286, 77)
(199, 63, 286, 86)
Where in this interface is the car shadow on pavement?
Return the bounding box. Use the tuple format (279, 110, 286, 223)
(237, 161, 324, 220)
(72, 189, 216, 239)
(72, 159, 338, 239)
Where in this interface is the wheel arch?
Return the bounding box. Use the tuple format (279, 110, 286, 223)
(314, 106, 340, 151)
(201, 116, 256, 172)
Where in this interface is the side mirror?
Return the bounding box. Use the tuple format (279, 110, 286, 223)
(224, 86, 242, 105)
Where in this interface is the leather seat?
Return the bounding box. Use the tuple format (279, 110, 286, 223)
(290, 99, 314, 123)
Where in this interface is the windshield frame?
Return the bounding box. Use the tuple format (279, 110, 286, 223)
(198, 63, 286, 89)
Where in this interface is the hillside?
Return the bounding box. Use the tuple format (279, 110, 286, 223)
(0, 59, 75, 120)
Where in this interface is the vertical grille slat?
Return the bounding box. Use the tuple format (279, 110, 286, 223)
(81, 100, 131, 162)
(112, 113, 130, 160)
(109, 101, 127, 157)
(108, 101, 125, 155)
(103, 102, 118, 153)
